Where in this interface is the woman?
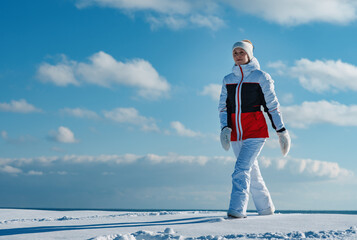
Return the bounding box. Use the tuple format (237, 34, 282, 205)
(218, 40, 291, 218)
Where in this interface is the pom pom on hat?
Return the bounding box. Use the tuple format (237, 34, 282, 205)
(232, 41, 254, 60)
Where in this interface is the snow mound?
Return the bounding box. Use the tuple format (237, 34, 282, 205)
(90, 230, 178, 240)
(164, 228, 175, 234)
(56, 216, 79, 221)
(91, 227, 357, 240)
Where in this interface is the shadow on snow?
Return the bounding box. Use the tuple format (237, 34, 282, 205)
(0, 216, 222, 236)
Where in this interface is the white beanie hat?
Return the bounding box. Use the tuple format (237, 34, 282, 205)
(232, 41, 254, 60)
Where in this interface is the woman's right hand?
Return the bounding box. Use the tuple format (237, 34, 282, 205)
(220, 127, 232, 151)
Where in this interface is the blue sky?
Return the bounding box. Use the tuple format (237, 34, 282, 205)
(1, 0, 357, 210)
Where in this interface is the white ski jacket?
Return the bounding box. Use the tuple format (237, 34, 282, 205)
(218, 57, 285, 141)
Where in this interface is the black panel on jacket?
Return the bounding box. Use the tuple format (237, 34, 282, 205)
(226, 84, 237, 130)
(240, 83, 263, 113)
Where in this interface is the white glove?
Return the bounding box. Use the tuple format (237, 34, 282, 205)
(220, 127, 232, 151)
(277, 130, 291, 157)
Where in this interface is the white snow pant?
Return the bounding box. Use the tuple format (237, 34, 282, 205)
(228, 138, 275, 215)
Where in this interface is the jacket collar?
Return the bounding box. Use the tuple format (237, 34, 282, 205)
(232, 57, 260, 78)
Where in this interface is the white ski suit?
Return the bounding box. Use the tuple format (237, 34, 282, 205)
(218, 57, 285, 216)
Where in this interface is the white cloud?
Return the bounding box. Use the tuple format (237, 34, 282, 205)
(0, 165, 22, 174)
(146, 15, 189, 30)
(75, 0, 224, 30)
(60, 108, 99, 119)
(267, 60, 287, 76)
(291, 59, 357, 93)
(6, 136, 35, 145)
(147, 14, 225, 30)
(28, 170, 43, 176)
(1, 131, 37, 145)
(37, 62, 78, 86)
(200, 83, 221, 101)
(75, 0, 357, 29)
(76, 52, 170, 99)
(64, 153, 213, 166)
(0, 99, 42, 113)
(190, 14, 224, 30)
(1, 131, 8, 140)
(63, 154, 141, 164)
(269, 59, 357, 93)
(103, 107, 159, 132)
(75, 0, 191, 14)
(148, 14, 224, 30)
(48, 126, 78, 143)
(226, 0, 357, 26)
(282, 100, 357, 128)
(281, 93, 294, 105)
(145, 153, 209, 165)
(170, 121, 202, 138)
(0, 153, 235, 167)
(267, 60, 287, 69)
(51, 147, 65, 153)
(37, 51, 170, 99)
(2, 153, 353, 181)
(260, 156, 353, 179)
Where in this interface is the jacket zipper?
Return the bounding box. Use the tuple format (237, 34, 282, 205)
(236, 66, 244, 141)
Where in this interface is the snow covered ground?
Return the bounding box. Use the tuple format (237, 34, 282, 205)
(0, 209, 356, 239)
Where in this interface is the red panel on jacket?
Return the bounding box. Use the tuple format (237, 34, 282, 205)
(241, 112, 269, 140)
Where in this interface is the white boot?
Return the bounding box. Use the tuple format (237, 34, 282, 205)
(258, 207, 275, 216)
(227, 210, 247, 218)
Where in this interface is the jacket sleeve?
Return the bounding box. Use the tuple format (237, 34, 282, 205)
(259, 72, 285, 132)
(218, 79, 228, 130)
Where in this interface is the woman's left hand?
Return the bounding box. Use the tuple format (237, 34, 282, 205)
(277, 130, 291, 157)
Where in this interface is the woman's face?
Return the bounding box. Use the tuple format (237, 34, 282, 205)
(232, 48, 249, 65)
